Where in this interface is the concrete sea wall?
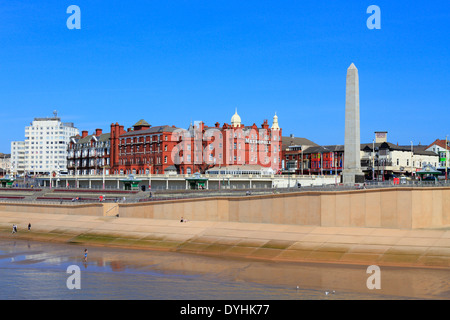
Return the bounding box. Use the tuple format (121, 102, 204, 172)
(1, 187, 449, 269)
(0, 202, 104, 217)
(118, 187, 450, 229)
(0, 187, 448, 229)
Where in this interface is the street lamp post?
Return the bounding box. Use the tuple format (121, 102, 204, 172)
(334, 151, 337, 185)
(446, 135, 448, 182)
(75, 164, 78, 189)
(102, 164, 110, 190)
(147, 163, 152, 191)
(301, 148, 303, 175)
(320, 152, 323, 176)
(56, 164, 60, 188)
(411, 141, 414, 178)
(372, 140, 375, 181)
(49, 164, 53, 189)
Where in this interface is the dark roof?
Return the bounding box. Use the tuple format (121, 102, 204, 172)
(323, 145, 345, 152)
(133, 119, 151, 127)
(302, 145, 333, 154)
(361, 142, 438, 156)
(282, 136, 319, 150)
(120, 125, 180, 137)
(75, 133, 110, 144)
(300, 142, 438, 156)
(412, 150, 438, 156)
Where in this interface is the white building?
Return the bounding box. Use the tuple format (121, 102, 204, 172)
(425, 139, 449, 169)
(361, 132, 439, 178)
(0, 153, 11, 175)
(10, 141, 25, 175)
(11, 113, 79, 175)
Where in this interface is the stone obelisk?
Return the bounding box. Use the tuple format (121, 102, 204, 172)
(342, 63, 364, 184)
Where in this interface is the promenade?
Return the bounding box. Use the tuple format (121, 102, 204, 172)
(1, 210, 449, 269)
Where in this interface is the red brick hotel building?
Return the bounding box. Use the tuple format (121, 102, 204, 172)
(67, 110, 282, 176)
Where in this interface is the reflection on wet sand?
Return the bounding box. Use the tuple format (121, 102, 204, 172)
(1, 239, 449, 300)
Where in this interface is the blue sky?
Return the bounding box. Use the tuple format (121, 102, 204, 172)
(1, 0, 449, 152)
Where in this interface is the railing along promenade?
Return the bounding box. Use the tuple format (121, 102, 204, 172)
(0, 179, 449, 205)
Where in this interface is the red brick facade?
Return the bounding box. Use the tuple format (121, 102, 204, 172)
(113, 120, 179, 175)
(68, 111, 282, 176)
(172, 118, 282, 174)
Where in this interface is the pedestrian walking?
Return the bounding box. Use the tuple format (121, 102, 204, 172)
(84, 249, 88, 262)
(28, 223, 31, 231)
(12, 224, 17, 234)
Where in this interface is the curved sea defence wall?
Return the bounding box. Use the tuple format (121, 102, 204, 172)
(0, 202, 104, 216)
(1, 187, 449, 269)
(117, 187, 450, 229)
(0, 187, 448, 229)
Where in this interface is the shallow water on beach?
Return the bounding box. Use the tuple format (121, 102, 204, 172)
(0, 239, 448, 300)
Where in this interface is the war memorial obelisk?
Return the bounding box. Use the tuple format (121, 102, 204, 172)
(342, 63, 365, 184)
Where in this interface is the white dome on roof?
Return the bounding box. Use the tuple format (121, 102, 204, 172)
(231, 109, 241, 127)
(271, 112, 280, 130)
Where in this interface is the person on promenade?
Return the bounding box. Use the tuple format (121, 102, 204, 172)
(28, 223, 31, 231)
(84, 249, 88, 262)
(12, 224, 17, 234)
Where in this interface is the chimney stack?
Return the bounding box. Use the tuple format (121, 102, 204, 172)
(95, 128, 103, 136)
(375, 131, 388, 143)
(81, 130, 88, 138)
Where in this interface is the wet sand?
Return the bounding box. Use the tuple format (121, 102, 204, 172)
(1, 210, 449, 269)
(1, 238, 449, 299)
(1, 210, 450, 299)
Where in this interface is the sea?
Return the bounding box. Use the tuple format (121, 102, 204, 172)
(0, 238, 448, 304)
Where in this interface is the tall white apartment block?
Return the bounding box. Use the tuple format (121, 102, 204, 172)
(11, 113, 79, 175)
(10, 141, 25, 174)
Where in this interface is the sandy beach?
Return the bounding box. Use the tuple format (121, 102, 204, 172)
(1, 209, 449, 270)
(0, 209, 449, 299)
(1, 236, 449, 300)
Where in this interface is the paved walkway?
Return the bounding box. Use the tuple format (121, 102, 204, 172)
(0, 211, 449, 269)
